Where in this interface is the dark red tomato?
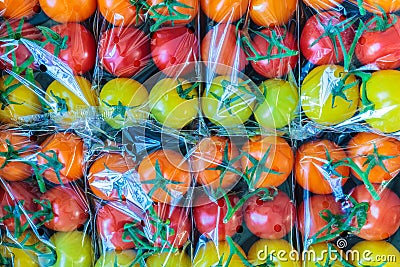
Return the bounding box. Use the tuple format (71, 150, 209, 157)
(40, 185, 89, 232)
(193, 194, 243, 241)
(351, 185, 400, 240)
(98, 27, 150, 77)
(151, 26, 198, 76)
(201, 23, 247, 75)
(356, 15, 400, 70)
(248, 27, 298, 78)
(0, 181, 40, 232)
(0, 20, 41, 70)
(297, 194, 343, 240)
(300, 12, 355, 65)
(44, 23, 96, 74)
(244, 190, 295, 239)
(150, 203, 191, 248)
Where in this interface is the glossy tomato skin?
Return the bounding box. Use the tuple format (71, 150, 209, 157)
(350, 241, 400, 267)
(303, 0, 345, 10)
(37, 132, 85, 184)
(244, 190, 296, 239)
(148, 0, 198, 25)
(98, 0, 144, 27)
(193, 194, 243, 241)
(40, 185, 89, 232)
(95, 250, 139, 267)
(250, 0, 297, 27)
(201, 0, 248, 23)
(44, 23, 96, 74)
(295, 140, 349, 195)
(249, 28, 298, 79)
(351, 185, 400, 240)
(347, 132, 400, 183)
(151, 26, 198, 76)
(300, 12, 355, 65)
(99, 27, 150, 77)
(241, 136, 294, 188)
(39, 0, 96, 23)
(0, 0, 39, 19)
(248, 239, 301, 266)
(193, 240, 247, 267)
(146, 251, 191, 267)
(201, 24, 247, 75)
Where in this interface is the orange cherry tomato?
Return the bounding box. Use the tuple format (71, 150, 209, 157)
(349, 0, 400, 14)
(98, 0, 144, 26)
(148, 0, 198, 26)
(39, 0, 97, 23)
(303, 0, 345, 11)
(0, 0, 39, 19)
(250, 0, 297, 27)
(201, 0, 248, 23)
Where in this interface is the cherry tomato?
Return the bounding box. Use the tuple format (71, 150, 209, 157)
(248, 28, 298, 79)
(148, 78, 198, 129)
(193, 240, 247, 267)
(193, 194, 243, 241)
(349, 0, 400, 14)
(50, 230, 94, 267)
(0, 0, 39, 19)
(148, 0, 198, 26)
(254, 79, 298, 129)
(37, 132, 85, 184)
(298, 194, 343, 240)
(347, 132, 400, 184)
(99, 78, 149, 129)
(138, 149, 191, 204)
(147, 251, 191, 267)
(241, 135, 294, 188)
(151, 26, 198, 76)
(250, 0, 297, 27)
(301, 65, 359, 126)
(300, 12, 355, 65)
(95, 250, 139, 267)
(244, 190, 296, 239)
(304, 242, 345, 267)
(350, 241, 400, 267)
(39, 0, 96, 23)
(191, 136, 241, 190)
(201, 0, 248, 23)
(98, 0, 144, 27)
(98, 27, 150, 78)
(201, 24, 247, 75)
(303, 0, 345, 11)
(43, 23, 96, 74)
(247, 239, 301, 266)
(351, 185, 400, 240)
(0, 130, 36, 182)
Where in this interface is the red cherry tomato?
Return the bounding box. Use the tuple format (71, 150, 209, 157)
(39, 0, 97, 23)
(244, 190, 296, 239)
(44, 23, 96, 74)
(193, 194, 243, 241)
(99, 27, 150, 77)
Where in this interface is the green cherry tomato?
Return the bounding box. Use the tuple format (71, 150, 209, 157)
(254, 79, 298, 129)
(50, 231, 94, 267)
(99, 78, 149, 130)
(146, 251, 191, 267)
(201, 76, 255, 127)
(95, 250, 139, 267)
(148, 78, 198, 129)
(301, 65, 359, 126)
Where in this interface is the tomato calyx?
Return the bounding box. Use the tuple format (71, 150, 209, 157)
(48, 90, 68, 114)
(36, 26, 68, 57)
(365, 12, 398, 32)
(0, 82, 25, 110)
(129, 0, 150, 25)
(330, 72, 359, 109)
(102, 100, 137, 119)
(224, 236, 253, 267)
(148, 0, 194, 32)
(0, 254, 12, 266)
(176, 80, 199, 100)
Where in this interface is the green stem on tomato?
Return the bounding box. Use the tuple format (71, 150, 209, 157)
(149, 0, 193, 32)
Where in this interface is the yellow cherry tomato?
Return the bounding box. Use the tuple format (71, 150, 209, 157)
(95, 250, 139, 267)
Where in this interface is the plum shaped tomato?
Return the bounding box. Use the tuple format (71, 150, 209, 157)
(247, 27, 298, 79)
(37, 132, 85, 184)
(193, 240, 247, 267)
(191, 136, 241, 191)
(147, 251, 191, 267)
(346, 132, 400, 184)
(295, 139, 349, 195)
(201, 76, 255, 127)
(247, 239, 301, 266)
(151, 26, 198, 76)
(40, 185, 89, 232)
(349, 0, 400, 14)
(201, 23, 247, 75)
(98, 27, 150, 77)
(303, 0, 345, 11)
(300, 12, 355, 66)
(254, 79, 298, 129)
(0, 130, 36, 182)
(250, 0, 297, 27)
(98, 0, 145, 27)
(351, 185, 400, 241)
(39, 0, 96, 23)
(0, 0, 39, 19)
(193, 193, 243, 241)
(147, 0, 198, 28)
(99, 78, 149, 130)
(148, 78, 198, 129)
(138, 149, 191, 204)
(43, 23, 96, 74)
(301, 65, 359, 126)
(201, 0, 248, 23)
(88, 152, 136, 201)
(241, 135, 294, 188)
(350, 241, 400, 267)
(95, 250, 139, 267)
(244, 190, 296, 239)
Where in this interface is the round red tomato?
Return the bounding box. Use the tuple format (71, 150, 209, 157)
(99, 27, 150, 77)
(248, 27, 298, 78)
(300, 12, 355, 65)
(244, 190, 295, 239)
(151, 26, 198, 76)
(193, 194, 243, 241)
(201, 0, 248, 23)
(98, 0, 144, 27)
(351, 185, 400, 240)
(201, 23, 247, 75)
(40, 185, 89, 232)
(43, 23, 96, 74)
(0, 0, 39, 19)
(39, 0, 96, 23)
